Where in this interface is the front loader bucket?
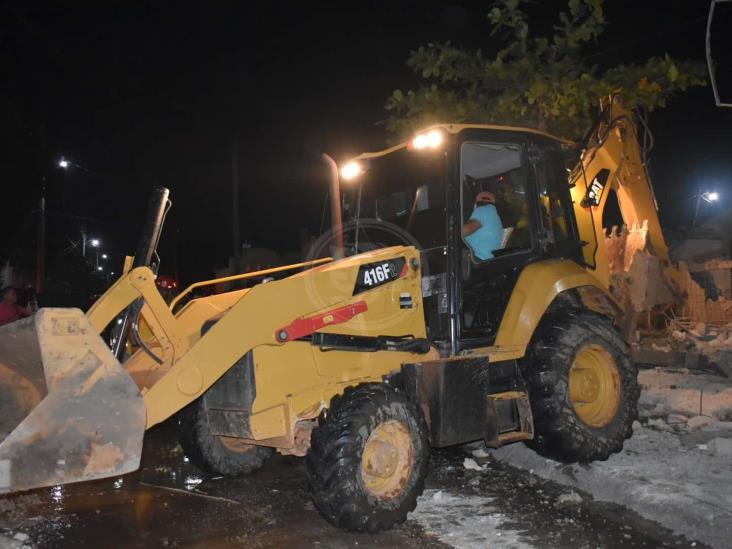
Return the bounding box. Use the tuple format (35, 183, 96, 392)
(0, 308, 145, 493)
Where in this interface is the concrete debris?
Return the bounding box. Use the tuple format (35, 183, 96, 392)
(12, 533, 29, 542)
(487, 367, 732, 549)
(708, 437, 732, 456)
(488, 425, 732, 549)
(556, 491, 583, 505)
(686, 415, 716, 430)
(639, 369, 732, 420)
(412, 490, 531, 549)
(651, 342, 672, 352)
(702, 421, 732, 432)
(670, 330, 686, 342)
(462, 457, 484, 472)
(0, 534, 25, 549)
(666, 414, 688, 425)
(471, 447, 491, 459)
(646, 418, 670, 431)
(688, 322, 708, 339)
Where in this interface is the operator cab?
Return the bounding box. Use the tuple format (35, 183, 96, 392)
(339, 125, 581, 355)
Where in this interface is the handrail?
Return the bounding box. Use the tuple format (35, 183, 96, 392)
(169, 257, 334, 311)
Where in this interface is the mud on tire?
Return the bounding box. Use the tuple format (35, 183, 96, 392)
(523, 310, 639, 462)
(178, 397, 272, 476)
(306, 383, 429, 532)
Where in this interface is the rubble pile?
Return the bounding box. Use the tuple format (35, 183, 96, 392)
(486, 368, 732, 548)
(669, 319, 732, 368)
(639, 367, 732, 424)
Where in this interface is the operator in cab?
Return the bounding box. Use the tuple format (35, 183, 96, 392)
(462, 190, 503, 261)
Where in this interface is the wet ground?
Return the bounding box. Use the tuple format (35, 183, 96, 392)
(0, 422, 707, 548)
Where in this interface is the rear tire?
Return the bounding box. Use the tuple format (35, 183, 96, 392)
(524, 310, 638, 462)
(306, 383, 429, 532)
(178, 397, 272, 476)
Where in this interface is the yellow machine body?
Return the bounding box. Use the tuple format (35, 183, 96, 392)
(0, 95, 672, 494)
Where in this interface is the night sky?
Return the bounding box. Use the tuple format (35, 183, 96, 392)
(2, 1, 732, 287)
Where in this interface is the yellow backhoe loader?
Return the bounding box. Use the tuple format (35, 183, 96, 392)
(0, 95, 679, 532)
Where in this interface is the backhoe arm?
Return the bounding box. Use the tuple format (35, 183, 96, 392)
(569, 95, 683, 313)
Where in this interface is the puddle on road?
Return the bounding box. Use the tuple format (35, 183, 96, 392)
(0, 422, 444, 548)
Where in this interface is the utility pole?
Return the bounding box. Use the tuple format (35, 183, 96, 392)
(692, 191, 702, 228)
(81, 227, 87, 258)
(232, 140, 241, 274)
(35, 177, 46, 294)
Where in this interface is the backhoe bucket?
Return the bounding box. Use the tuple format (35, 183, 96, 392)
(0, 308, 145, 493)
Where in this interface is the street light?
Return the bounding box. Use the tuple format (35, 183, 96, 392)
(692, 189, 721, 227)
(101, 253, 108, 259)
(97, 266, 103, 271)
(90, 238, 100, 247)
(58, 158, 69, 169)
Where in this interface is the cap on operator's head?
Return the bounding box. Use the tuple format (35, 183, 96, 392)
(475, 191, 495, 204)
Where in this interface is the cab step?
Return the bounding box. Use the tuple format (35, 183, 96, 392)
(484, 390, 534, 448)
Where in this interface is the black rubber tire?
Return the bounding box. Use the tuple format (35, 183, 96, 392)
(178, 397, 273, 476)
(306, 383, 429, 532)
(523, 310, 639, 462)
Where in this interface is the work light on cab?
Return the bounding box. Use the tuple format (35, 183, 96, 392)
(408, 129, 444, 151)
(340, 161, 363, 181)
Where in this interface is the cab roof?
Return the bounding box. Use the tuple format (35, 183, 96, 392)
(352, 123, 575, 162)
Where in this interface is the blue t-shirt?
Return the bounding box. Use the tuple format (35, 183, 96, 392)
(464, 204, 503, 260)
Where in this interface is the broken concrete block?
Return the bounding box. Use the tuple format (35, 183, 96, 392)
(703, 421, 732, 432)
(557, 491, 583, 505)
(647, 418, 670, 431)
(689, 322, 707, 338)
(708, 437, 732, 456)
(687, 415, 716, 431)
(667, 414, 688, 425)
(715, 351, 732, 378)
(463, 458, 484, 471)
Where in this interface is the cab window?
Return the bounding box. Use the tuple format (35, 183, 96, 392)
(460, 142, 531, 262)
(342, 148, 446, 252)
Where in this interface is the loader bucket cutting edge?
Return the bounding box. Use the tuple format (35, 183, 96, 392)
(0, 308, 146, 494)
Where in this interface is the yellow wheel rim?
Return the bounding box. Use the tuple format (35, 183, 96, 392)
(569, 344, 621, 428)
(361, 420, 413, 501)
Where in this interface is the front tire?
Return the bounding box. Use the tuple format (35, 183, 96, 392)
(306, 383, 429, 532)
(524, 310, 639, 462)
(178, 397, 272, 476)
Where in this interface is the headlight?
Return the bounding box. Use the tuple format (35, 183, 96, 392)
(409, 129, 444, 151)
(340, 161, 363, 181)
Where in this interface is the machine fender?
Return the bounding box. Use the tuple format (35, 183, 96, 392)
(493, 259, 612, 352)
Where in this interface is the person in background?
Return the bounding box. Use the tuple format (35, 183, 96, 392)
(0, 287, 32, 326)
(462, 190, 504, 260)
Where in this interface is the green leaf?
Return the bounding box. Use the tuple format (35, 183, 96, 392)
(385, 0, 707, 141)
(668, 63, 679, 82)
